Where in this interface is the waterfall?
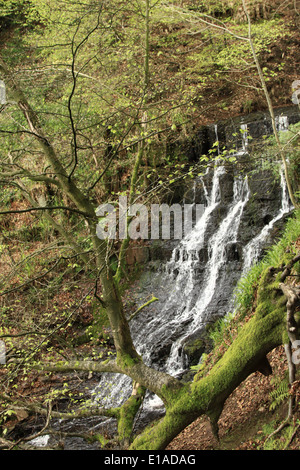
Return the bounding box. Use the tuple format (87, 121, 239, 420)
(240, 115, 290, 274)
(0, 80, 6, 105)
(94, 165, 251, 406)
(241, 124, 248, 151)
(93, 165, 227, 408)
(93, 114, 295, 414)
(164, 165, 225, 311)
(276, 115, 289, 132)
(242, 168, 292, 274)
(94, 166, 289, 409)
(165, 173, 250, 374)
(214, 124, 220, 155)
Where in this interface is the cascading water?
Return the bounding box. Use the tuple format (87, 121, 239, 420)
(93, 114, 294, 415)
(242, 167, 292, 274)
(276, 115, 289, 132)
(94, 164, 251, 407)
(241, 114, 292, 274)
(165, 172, 250, 374)
(162, 165, 225, 315)
(93, 164, 227, 409)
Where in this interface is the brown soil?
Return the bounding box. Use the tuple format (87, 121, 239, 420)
(167, 346, 300, 450)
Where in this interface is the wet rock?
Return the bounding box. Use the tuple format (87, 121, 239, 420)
(225, 242, 243, 261)
(182, 337, 206, 367)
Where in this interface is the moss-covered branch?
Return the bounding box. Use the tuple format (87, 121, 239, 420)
(129, 263, 291, 450)
(128, 295, 159, 322)
(13, 402, 119, 422)
(117, 381, 146, 448)
(30, 358, 122, 375)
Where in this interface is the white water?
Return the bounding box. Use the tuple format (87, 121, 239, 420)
(240, 123, 248, 151)
(93, 164, 228, 407)
(94, 164, 252, 405)
(276, 115, 289, 132)
(163, 165, 225, 313)
(242, 168, 292, 274)
(165, 172, 250, 374)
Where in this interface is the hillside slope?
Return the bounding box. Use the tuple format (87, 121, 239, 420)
(0, 0, 299, 451)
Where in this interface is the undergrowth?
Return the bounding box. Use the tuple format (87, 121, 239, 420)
(269, 374, 290, 411)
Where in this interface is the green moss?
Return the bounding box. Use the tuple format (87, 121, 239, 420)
(88, 433, 111, 447)
(190, 267, 287, 408)
(117, 384, 145, 446)
(116, 352, 141, 370)
(129, 406, 194, 451)
(235, 210, 300, 317)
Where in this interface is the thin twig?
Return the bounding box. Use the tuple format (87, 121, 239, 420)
(8, 401, 52, 450)
(0, 205, 92, 218)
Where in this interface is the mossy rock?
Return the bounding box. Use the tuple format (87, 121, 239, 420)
(182, 337, 207, 367)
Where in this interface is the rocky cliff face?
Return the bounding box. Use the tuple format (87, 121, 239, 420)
(135, 169, 288, 371)
(133, 105, 298, 263)
(124, 106, 299, 374)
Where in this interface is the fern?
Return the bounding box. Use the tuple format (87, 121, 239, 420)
(269, 378, 289, 411)
(207, 312, 235, 347)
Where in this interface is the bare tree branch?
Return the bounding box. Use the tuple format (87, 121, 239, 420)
(0, 205, 92, 218)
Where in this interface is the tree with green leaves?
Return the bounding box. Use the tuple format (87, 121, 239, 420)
(0, 0, 299, 450)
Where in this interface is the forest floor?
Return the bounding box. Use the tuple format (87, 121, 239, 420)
(167, 345, 300, 451)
